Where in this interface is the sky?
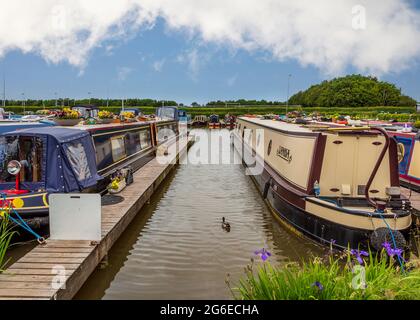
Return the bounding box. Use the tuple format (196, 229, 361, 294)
(0, 0, 420, 105)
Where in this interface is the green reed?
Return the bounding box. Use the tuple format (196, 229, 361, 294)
(0, 213, 16, 271)
(229, 250, 420, 300)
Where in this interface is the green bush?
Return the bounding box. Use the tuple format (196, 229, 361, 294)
(414, 121, 420, 129)
(4, 105, 418, 121)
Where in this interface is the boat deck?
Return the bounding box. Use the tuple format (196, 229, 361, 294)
(0, 135, 193, 300)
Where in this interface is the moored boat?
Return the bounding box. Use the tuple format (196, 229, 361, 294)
(208, 114, 220, 129)
(192, 115, 208, 127)
(387, 131, 420, 191)
(224, 114, 236, 129)
(233, 116, 413, 250)
(0, 107, 180, 227)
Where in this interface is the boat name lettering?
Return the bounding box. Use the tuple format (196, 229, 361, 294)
(276, 146, 292, 163)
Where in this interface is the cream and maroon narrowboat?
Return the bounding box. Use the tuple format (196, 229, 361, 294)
(233, 116, 413, 250)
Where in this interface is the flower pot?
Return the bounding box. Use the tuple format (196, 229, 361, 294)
(53, 118, 81, 126)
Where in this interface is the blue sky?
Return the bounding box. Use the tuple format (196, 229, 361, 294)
(1, 1, 420, 105)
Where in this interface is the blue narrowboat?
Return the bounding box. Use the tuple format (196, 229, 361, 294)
(0, 111, 179, 226)
(388, 131, 420, 191)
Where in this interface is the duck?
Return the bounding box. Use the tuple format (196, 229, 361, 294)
(222, 217, 231, 232)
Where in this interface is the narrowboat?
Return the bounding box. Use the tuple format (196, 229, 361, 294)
(72, 105, 99, 119)
(208, 114, 220, 129)
(192, 115, 208, 127)
(0, 109, 179, 227)
(387, 131, 420, 191)
(224, 114, 236, 129)
(233, 116, 413, 250)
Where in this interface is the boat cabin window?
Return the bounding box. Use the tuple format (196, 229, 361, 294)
(257, 133, 261, 147)
(110, 136, 126, 162)
(125, 131, 142, 156)
(267, 140, 272, 156)
(242, 126, 246, 138)
(0, 136, 43, 183)
(64, 141, 92, 181)
(140, 129, 151, 149)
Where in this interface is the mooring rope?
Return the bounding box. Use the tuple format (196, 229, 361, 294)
(1, 193, 45, 244)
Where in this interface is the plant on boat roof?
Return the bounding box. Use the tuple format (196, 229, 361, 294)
(414, 121, 420, 129)
(98, 110, 114, 119)
(56, 108, 81, 119)
(120, 111, 135, 119)
(35, 109, 51, 115)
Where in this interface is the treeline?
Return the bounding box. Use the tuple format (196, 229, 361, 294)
(289, 75, 417, 108)
(1, 98, 178, 107)
(205, 100, 286, 106)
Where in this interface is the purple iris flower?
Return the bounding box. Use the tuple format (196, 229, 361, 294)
(254, 248, 271, 261)
(350, 249, 369, 265)
(311, 281, 324, 291)
(382, 242, 404, 259)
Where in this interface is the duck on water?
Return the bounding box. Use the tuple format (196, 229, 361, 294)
(233, 116, 414, 251)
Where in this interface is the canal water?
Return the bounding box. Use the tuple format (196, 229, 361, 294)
(75, 129, 321, 299)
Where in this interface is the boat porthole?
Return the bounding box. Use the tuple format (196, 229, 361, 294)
(397, 143, 405, 163)
(267, 140, 272, 156)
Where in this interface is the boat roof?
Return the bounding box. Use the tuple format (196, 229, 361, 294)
(239, 117, 315, 133)
(2, 126, 89, 143)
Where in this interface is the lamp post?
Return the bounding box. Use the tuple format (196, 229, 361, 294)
(54, 92, 58, 108)
(88, 92, 92, 105)
(286, 74, 292, 116)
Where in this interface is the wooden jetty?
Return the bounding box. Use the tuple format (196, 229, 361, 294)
(0, 135, 193, 300)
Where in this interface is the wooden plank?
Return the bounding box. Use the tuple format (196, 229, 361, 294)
(0, 289, 55, 298)
(31, 247, 93, 254)
(41, 240, 93, 246)
(9, 263, 80, 270)
(0, 275, 68, 282)
(4, 268, 73, 276)
(0, 281, 57, 289)
(28, 252, 91, 259)
(19, 257, 86, 264)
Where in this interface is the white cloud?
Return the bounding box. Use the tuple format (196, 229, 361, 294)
(0, 1, 419, 75)
(117, 66, 132, 81)
(176, 48, 211, 80)
(152, 58, 165, 72)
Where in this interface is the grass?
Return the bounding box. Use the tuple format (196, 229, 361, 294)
(229, 249, 420, 300)
(0, 212, 15, 272)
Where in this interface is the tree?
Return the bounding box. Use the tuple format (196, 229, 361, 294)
(288, 75, 415, 108)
